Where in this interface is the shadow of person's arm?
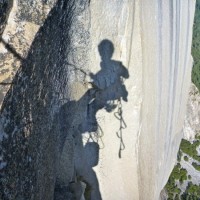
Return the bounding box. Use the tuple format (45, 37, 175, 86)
(120, 62, 129, 79)
(89, 72, 95, 80)
(89, 72, 102, 90)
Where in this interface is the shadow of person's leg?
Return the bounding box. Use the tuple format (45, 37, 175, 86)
(82, 169, 102, 200)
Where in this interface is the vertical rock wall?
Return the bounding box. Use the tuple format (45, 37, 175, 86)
(0, 0, 91, 199)
(139, 1, 196, 199)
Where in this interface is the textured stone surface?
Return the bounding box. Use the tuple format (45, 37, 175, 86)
(0, 0, 196, 200)
(139, 1, 196, 200)
(0, 0, 90, 199)
(183, 83, 200, 140)
(0, 0, 13, 36)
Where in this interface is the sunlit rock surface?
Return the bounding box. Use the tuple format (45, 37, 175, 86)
(139, 1, 196, 200)
(183, 83, 200, 141)
(0, 0, 196, 199)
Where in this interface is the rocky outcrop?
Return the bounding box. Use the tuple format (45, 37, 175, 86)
(183, 83, 200, 141)
(0, 0, 13, 36)
(0, 0, 196, 200)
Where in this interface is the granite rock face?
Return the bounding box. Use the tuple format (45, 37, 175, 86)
(183, 83, 200, 141)
(0, 0, 13, 37)
(0, 0, 196, 200)
(0, 0, 90, 199)
(139, 1, 196, 200)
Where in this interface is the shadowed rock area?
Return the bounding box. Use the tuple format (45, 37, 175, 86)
(0, 0, 90, 199)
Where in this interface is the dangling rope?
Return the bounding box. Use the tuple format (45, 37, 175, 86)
(96, 124, 104, 149)
(85, 124, 105, 149)
(114, 99, 127, 158)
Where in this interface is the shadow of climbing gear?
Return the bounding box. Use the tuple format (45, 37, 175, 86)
(114, 99, 127, 158)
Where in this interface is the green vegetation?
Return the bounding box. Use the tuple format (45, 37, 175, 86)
(184, 155, 189, 161)
(192, 162, 200, 171)
(165, 137, 200, 199)
(180, 139, 200, 162)
(177, 150, 182, 162)
(192, 0, 200, 90)
(195, 134, 200, 140)
(181, 182, 200, 200)
(171, 164, 187, 182)
(165, 164, 187, 200)
(186, 182, 200, 196)
(174, 194, 180, 200)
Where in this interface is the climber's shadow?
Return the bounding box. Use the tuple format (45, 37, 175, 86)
(59, 39, 129, 199)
